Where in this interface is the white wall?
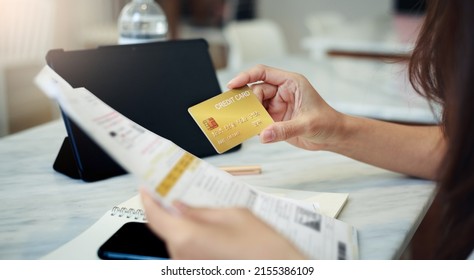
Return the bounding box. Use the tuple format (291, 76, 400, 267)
(0, 0, 58, 136)
(257, 0, 393, 53)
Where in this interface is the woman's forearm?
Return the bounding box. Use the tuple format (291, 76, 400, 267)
(328, 115, 446, 180)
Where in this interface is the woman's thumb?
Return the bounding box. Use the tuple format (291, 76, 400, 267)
(260, 121, 304, 143)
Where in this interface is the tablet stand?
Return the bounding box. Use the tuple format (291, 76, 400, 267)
(53, 137, 81, 179)
(53, 137, 127, 182)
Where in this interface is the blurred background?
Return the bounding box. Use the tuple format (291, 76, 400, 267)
(0, 0, 426, 137)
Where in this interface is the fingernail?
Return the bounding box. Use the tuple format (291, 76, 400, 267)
(227, 78, 236, 87)
(261, 129, 275, 143)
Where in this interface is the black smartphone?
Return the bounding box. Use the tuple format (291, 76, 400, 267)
(98, 222, 169, 260)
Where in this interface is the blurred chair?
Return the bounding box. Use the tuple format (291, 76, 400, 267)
(223, 18, 288, 70)
(0, 0, 58, 137)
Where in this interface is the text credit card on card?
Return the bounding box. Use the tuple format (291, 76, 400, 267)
(188, 86, 274, 154)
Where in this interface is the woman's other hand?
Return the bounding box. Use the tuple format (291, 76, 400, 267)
(140, 189, 306, 260)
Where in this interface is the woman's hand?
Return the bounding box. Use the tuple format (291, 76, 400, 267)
(227, 64, 345, 151)
(228, 65, 445, 180)
(140, 189, 306, 260)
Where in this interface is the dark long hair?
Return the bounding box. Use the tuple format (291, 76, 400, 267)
(409, 0, 474, 259)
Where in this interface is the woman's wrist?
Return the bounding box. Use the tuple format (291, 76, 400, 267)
(321, 113, 359, 154)
(304, 108, 354, 153)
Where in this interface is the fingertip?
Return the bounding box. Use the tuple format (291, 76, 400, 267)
(139, 189, 178, 240)
(172, 200, 190, 214)
(140, 188, 172, 218)
(226, 78, 237, 89)
(139, 187, 152, 203)
(139, 187, 157, 206)
(227, 77, 247, 89)
(227, 69, 254, 89)
(139, 186, 150, 197)
(260, 128, 276, 143)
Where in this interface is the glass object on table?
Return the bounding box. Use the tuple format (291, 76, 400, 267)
(118, 0, 168, 44)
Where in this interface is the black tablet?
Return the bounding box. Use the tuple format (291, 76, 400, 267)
(47, 39, 240, 182)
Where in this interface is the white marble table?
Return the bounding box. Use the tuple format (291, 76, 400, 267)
(0, 119, 435, 260)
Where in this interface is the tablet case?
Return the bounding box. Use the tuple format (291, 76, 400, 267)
(48, 39, 240, 182)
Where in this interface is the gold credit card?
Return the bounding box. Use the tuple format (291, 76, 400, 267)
(188, 86, 274, 154)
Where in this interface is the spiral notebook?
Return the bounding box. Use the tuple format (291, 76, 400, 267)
(41, 188, 348, 260)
